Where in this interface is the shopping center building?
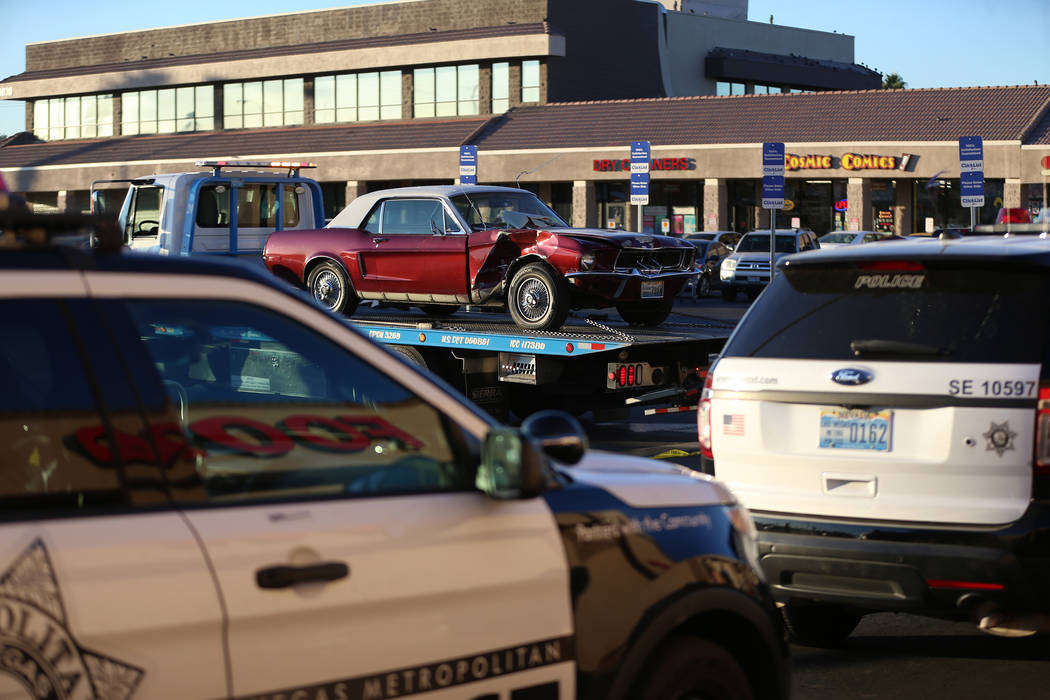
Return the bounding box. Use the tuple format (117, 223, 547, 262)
(2, 0, 1048, 235)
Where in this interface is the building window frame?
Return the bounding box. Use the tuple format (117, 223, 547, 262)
(491, 62, 510, 114)
(223, 79, 303, 130)
(122, 86, 213, 136)
(33, 94, 114, 141)
(521, 60, 540, 103)
(414, 64, 480, 118)
(315, 70, 402, 123)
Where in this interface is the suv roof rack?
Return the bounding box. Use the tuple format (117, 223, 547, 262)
(194, 160, 318, 177)
(0, 211, 123, 253)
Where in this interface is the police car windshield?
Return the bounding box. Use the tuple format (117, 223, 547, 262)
(736, 234, 798, 254)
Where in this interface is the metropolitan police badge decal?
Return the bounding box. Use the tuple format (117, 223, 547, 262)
(0, 539, 144, 700)
(982, 421, 1017, 457)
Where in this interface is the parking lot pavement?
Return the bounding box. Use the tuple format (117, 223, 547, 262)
(670, 292, 750, 325)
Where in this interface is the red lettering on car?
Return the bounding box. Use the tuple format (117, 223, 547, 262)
(189, 416, 294, 457)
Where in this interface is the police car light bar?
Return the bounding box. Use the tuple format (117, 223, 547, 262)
(195, 160, 318, 177)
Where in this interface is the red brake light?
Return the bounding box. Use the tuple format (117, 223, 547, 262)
(860, 260, 925, 272)
(618, 366, 628, 387)
(627, 365, 636, 386)
(1035, 384, 1050, 475)
(996, 207, 1032, 224)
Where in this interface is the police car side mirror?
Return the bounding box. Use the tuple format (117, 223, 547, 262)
(476, 427, 550, 500)
(520, 410, 587, 465)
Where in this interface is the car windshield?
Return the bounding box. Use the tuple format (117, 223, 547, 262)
(819, 233, 855, 244)
(736, 234, 798, 254)
(685, 233, 714, 240)
(451, 191, 567, 231)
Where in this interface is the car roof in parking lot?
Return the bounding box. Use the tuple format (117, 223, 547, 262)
(782, 233, 1050, 267)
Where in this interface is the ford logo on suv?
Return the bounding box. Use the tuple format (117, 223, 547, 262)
(831, 368, 873, 386)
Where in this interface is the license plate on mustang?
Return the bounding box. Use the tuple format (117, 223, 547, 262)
(819, 408, 893, 451)
(640, 281, 664, 299)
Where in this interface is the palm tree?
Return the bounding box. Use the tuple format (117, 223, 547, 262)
(882, 73, 907, 90)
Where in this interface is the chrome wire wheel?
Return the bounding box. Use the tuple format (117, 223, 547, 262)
(516, 277, 552, 322)
(312, 268, 342, 310)
(507, 262, 569, 331)
(306, 261, 359, 316)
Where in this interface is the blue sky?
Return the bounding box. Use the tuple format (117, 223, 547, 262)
(1, 0, 1047, 137)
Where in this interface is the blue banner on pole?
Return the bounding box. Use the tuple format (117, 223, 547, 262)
(459, 145, 477, 184)
(630, 141, 650, 204)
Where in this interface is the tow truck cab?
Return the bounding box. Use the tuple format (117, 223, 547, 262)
(91, 160, 325, 259)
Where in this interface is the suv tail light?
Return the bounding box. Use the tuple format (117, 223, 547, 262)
(698, 371, 714, 458)
(1035, 383, 1050, 477)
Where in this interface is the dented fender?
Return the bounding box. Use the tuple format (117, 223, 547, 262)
(467, 229, 585, 303)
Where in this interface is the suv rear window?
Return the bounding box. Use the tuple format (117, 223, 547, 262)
(722, 261, 1049, 364)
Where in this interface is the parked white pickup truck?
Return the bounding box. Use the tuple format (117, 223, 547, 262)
(91, 160, 325, 258)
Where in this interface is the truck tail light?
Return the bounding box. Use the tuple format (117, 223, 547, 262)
(1034, 383, 1050, 478)
(698, 372, 714, 458)
(606, 362, 665, 390)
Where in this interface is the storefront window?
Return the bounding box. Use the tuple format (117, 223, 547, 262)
(871, 180, 896, 232)
(727, 180, 757, 233)
(773, 180, 843, 235)
(636, 182, 702, 234)
(913, 178, 1004, 232)
(597, 183, 629, 230)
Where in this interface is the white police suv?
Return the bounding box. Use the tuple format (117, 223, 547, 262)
(700, 234, 1050, 646)
(0, 206, 788, 700)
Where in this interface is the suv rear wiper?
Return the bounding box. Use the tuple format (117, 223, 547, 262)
(850, 339, 945, 357)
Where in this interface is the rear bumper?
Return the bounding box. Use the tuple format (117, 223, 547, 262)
(753, 501, 1050, 618)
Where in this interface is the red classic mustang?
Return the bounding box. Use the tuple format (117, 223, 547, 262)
(263, 185, 698, 331)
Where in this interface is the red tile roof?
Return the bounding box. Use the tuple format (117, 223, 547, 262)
(2, 86, 1048, 170)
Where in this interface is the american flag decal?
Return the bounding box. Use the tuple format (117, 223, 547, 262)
(723, 413, 745, 435)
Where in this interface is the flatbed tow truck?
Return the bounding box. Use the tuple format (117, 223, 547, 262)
(347, 302, 732, 421)
(91, 159, 732, 420)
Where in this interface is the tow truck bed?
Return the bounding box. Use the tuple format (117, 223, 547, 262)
(348, 304, 733, 420)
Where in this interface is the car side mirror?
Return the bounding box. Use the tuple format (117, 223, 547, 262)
(477, 427, 550, 500)
(521, 409, 587, 465)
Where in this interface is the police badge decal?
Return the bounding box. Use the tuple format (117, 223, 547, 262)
(0, 539, 144, 700)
